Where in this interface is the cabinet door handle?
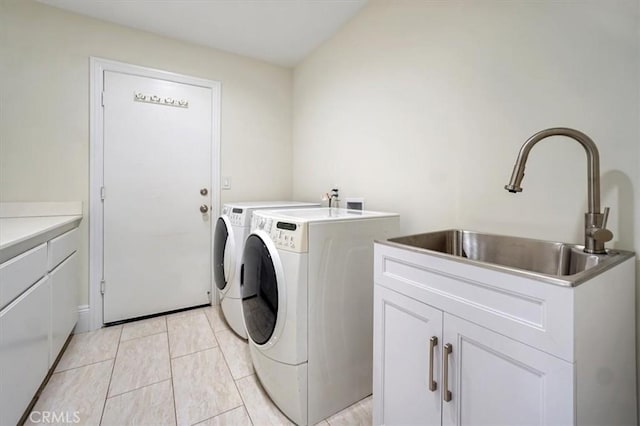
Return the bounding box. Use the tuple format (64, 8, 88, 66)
(429, 336, 438, 391)
(443, 343, 452, 402)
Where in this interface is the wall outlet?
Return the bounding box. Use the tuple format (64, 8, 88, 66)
(222, 176, 231, 190)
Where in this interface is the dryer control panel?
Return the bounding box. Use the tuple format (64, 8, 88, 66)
(223, 206, 247, 227)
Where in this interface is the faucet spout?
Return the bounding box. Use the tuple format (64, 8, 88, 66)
(504, 127, 612, 254)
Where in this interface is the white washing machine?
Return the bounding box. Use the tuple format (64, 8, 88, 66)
(240, 207, 400, 425)
(214, 201, 319, 338)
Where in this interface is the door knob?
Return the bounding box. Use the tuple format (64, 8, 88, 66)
(200, 205, 209, 213)
(200, 188, 208, 196)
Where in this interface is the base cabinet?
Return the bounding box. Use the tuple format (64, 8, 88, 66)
(0, 227, 80, 425)
(0, 277, 51, 426)
(373, 242, 637, 426)
(373, 286, 573, 426)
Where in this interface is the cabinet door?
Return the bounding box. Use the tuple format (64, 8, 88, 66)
(373, 285, 443, 426)
(441, 314, 573, 426)
(50, 252, 79, 364)
(0, 277, 51, 426)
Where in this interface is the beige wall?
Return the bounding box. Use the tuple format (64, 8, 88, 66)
(0, 0, 294, 305)
(293, 0, 639, 406)
(294, 0, 638, 248)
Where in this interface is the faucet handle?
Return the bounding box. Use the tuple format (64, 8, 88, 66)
(590, 207, 613, 244)
(602, 207, 610, 229)
(591, 227, 613, 243)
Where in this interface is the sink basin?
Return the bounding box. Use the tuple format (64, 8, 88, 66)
(384, 230, 634, 286)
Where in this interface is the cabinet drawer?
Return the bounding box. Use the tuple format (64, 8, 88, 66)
(0, 276, 51, 426)
(0, 243, 47, 310)
(48, 228, 78, 271)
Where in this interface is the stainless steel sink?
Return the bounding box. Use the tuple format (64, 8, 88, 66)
(384, 230, 635, 286)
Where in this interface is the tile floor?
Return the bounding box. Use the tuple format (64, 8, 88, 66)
(27, 306, 372, 425)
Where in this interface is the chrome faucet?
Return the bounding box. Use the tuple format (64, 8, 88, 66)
(328, 188, 339, 208)
(505, 127, 613, 254)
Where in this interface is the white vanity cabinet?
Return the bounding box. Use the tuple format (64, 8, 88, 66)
(373, 242, 637, 426)
(0, 226, 80, 425)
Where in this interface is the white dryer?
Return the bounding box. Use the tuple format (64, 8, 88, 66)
(240, 207, 399, 425)
(213, 201, 318, 338)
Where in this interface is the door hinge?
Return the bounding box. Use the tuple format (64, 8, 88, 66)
(101, 91, 105, 107)
(100, 186, 106, 200)
(100, 279, 106, 295)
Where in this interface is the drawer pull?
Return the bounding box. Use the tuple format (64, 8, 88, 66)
(443, 343, 452, 402)
(429, 336, 438, 391)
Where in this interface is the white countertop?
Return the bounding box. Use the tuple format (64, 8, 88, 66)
(0, 202, 83, 263)
(0, 216, 82, 250)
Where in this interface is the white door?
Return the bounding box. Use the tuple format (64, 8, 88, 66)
(441, 313, 573, 426)
(373, 285, 443, 426)
(102, 70, 214, 323)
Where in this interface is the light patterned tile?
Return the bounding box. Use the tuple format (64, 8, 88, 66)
(314, 421, 330, 426)
(215, 329, 253, 379)
(236, 375, 294, 426)
(326, 396, 372, 426)
(203, 305, 230, 332)
(25, 360, 112, 426)
(358, 397, 372, 418)
(121, 316, 167, 341)
(167, 311, 217, 358)
(197, 406, 252, 426)
(55, 325, 121, 372)
(102, 380, 176, 426)
(172, 347, 242, 425)
(109, 333, 171, 397)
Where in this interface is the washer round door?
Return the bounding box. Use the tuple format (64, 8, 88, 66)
(241, 232, 285, 346)
(213, 216, 235, 293)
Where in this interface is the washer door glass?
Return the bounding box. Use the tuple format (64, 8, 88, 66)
(213, 217, 230, 290)
(241, 234, 278, 345)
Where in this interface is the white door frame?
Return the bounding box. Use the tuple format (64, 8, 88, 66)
(89, 57, 221, 331)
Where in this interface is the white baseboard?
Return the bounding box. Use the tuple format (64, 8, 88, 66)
(74, 304, 91, 334)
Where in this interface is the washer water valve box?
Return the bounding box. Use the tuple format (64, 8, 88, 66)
(345, 198, 364, 211)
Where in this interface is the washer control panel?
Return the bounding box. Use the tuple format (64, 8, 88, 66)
(270, 221, 306, 253)
(252, 215, 273, 233)
(252, 213, 307, 253)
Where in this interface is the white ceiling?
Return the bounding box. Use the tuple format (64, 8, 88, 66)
(37, 0, 368, 67)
